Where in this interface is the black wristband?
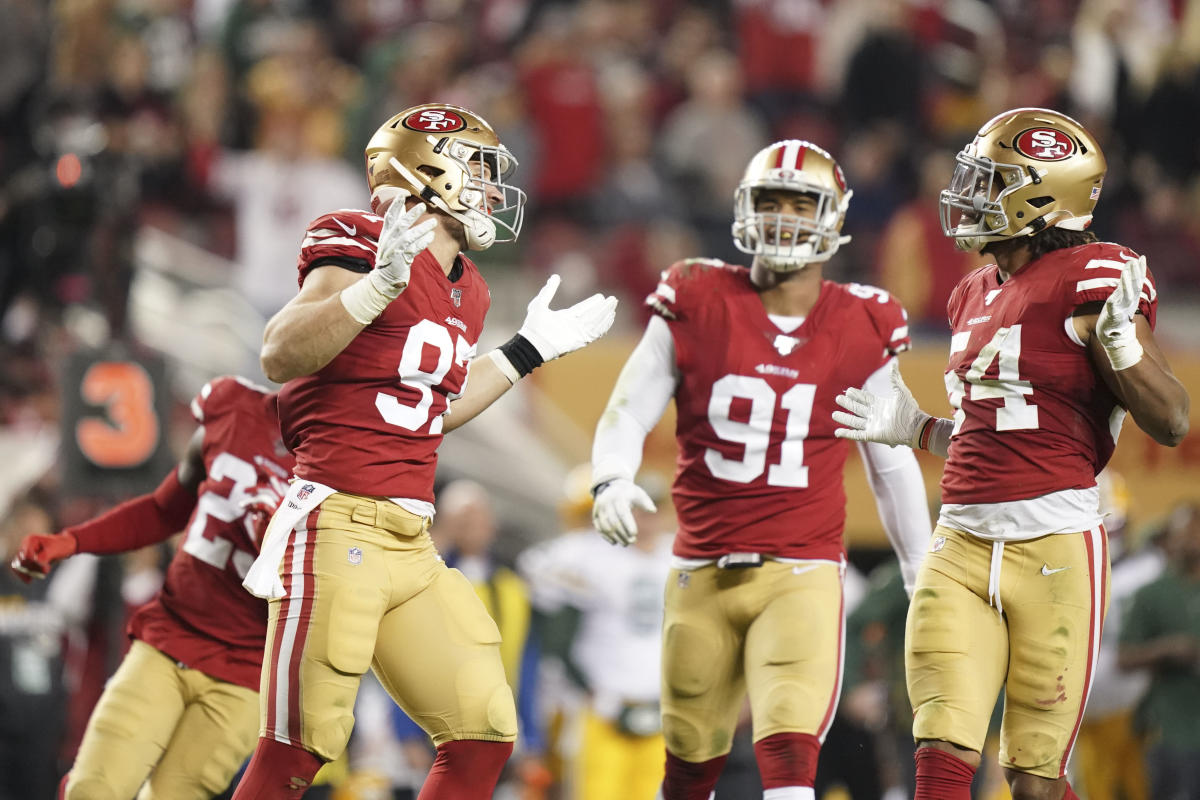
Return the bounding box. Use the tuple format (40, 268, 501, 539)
(499, 334, 544, 378)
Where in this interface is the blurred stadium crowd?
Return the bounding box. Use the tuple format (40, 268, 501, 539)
(1, 0, 1199, 798)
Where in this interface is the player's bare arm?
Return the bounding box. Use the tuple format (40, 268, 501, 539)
(261, 199, 437, 383)
(260, 265, 366, 382)
(1078, 311, 1189, 446)
(10, 426, 207, 581)
(445, 273, 619, 432)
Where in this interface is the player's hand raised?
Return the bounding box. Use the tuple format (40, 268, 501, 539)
(1096, 254, 1146, 371)
(832, 361, 930, 449)
(592, 478, 657, 546)
(518, 274, 618, 362)
(340, 195, 437, 325)
(10, 533, 77, 583)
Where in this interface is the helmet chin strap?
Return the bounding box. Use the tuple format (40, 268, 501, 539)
(387, 157, 498, 250)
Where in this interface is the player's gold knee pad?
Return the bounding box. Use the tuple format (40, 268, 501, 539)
(662, 713, 706, 759)
(485, 683, 518, 740)
(663, 623, 719, 698)
(326, 586, 384, 674)
(305, 708, 356, 762)
(64, 777, 117, 800)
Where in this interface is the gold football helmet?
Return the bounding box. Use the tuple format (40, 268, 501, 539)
(940, 107, 1106, 251)
(732, 140, 852, 271)
(365, 103, 526, 250)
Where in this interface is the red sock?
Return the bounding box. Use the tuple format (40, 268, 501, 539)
(57, 774, 68, 800)
(914, 746, 976, 800)
(231, 737, 324, 799)
(417, 739, 513, 799)
(1061, 782, 1080, 800)
(754, 732, 820, 789)
(661, 751, 728, 800)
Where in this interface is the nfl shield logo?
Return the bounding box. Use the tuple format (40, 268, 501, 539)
(450, 288, 463, 307)
(296, 483, 315, 501)
(348, 547, 363, 565)
(677, 572, 690, 589)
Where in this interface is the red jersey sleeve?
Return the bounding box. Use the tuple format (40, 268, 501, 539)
(296, 209, 383, 286)
(645, 258, 730, 322)
(190, 375, 271, 426)
(851, 282, 912, 358)
(1064, 242, 1158, 329)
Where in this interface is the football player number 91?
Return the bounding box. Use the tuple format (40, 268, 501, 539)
(706, 376, 816, 487)
(375, 319, 473, 434)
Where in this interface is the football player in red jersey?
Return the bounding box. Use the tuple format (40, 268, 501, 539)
(232, 103, 616, 800)
(832, 108, 1190, 800)
(10, 375, 292, 799)
(589, 140, 932, 800)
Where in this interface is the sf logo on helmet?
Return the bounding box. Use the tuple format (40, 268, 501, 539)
(1015, 128, 1076, 161)
(403, 109, 466, 133)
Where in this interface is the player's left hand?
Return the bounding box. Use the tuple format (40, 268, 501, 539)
(10, 533, 78, 583)
(1096, 254, 1146, 371)
(832, 361, 929, 449)
(517, 274, 618, 362)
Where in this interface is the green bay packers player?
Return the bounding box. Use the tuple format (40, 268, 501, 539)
(11, 375, 291, 799)
(832, 107, 1189, 800)
(590, 140, 933, 800)
(231, 103, 617, 799)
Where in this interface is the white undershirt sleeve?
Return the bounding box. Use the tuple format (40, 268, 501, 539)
(858, 358, 933, 595)
(591, 315, 679, 487)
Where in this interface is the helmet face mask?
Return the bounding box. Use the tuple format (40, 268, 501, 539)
(366, 104, 526, 250)
(732, 140, 852, 271)
(939, 107, 1106, 252)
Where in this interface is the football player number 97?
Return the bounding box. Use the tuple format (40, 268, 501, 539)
(706, 376, 816, 487)
(75, 361, 160, 469)
(375, 319, 472, 434)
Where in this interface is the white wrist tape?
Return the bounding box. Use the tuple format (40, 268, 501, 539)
(488, 350, 521, 385)
(340, 272, 403, 326)
(1103, 326, 1144, 371)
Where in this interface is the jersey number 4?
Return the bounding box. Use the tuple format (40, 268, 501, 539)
(706, 376, 816, 487)
(947, 324, 1039, 433)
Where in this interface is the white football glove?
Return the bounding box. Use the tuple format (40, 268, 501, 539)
(517, 274, 618, 362)
(592, 478, 657, 546)
(340, 197, 438, 325)
(1095, 254, 1146, 371)
(832, 361, 930, 449)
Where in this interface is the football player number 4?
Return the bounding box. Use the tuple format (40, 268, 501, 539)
(706, 376, 816, 487)
(376, 319, 472, 434)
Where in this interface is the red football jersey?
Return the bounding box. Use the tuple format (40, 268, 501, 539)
(940, 242, 1157, 504)
(648, 259, 912, 560)
(277, 208, 490, 501)
(128, 376, 293, 689)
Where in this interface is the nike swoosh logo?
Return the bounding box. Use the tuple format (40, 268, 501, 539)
(792, 564, 821, 576)
(333, 218, 356, 236)
(1041, 564, 1070, 576)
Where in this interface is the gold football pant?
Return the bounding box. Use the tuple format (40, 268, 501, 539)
(660, 560, 844, 762)
(260, 493, 516, 761)
(66, 639, 259, 800)
(906, 525, 1108, 778)
(572, 709, 664, 800)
